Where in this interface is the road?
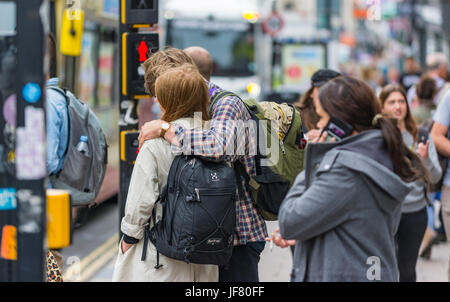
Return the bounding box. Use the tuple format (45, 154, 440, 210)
(59, 201, 449, 282)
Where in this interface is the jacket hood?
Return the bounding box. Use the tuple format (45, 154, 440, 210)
(306, 130, 411, 213)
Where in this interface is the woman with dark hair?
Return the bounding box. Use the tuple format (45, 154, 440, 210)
(294, 69, 341, 142)
(379, 84, 441, 282)
(412, 76, 438, 125)
(270, 76, 429, 282)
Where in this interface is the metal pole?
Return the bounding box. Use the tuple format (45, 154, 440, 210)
(0, 0, 18, 282)
(15, 0, 47, 282)
(118, 0, 140, 241)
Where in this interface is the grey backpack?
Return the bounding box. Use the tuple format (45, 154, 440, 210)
(48, 87, 108, 206)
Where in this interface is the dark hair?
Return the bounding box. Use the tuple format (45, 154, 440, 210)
(319, 76, 429, 184)
(46, 33, 57, 78)
(415, 75, 437, 106)
(294, 86, 320, 131)
(379, 84, 418, 141)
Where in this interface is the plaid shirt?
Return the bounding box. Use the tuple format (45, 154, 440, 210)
(173, 82, 268, 246)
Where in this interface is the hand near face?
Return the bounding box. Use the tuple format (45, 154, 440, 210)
(312, 130, 337, 143)
(306, 129, 321, 142)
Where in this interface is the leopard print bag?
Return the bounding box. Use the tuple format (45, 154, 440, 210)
(46, 251, 63, 282)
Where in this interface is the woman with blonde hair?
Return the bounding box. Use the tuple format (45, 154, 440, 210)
(112, 64, 217, 282)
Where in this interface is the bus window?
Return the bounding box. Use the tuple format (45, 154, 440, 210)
(166, 19, 255, 77)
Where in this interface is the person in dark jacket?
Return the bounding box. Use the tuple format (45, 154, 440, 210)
(271, 76, 429, 282)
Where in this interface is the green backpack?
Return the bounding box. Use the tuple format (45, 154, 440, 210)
(210, 91, 306, 221)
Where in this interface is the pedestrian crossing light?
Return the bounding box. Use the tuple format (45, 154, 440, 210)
(60, 8, 84, 56)
(121, 0, 159, 25)
(122, 32, 159, 97)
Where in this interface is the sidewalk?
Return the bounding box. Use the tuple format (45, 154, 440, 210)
(87, 221, 449, 282)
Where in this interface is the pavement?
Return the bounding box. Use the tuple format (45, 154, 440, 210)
(79, 221, 449, 282)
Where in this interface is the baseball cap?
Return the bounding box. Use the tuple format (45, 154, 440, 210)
(311, 69, 341, 87)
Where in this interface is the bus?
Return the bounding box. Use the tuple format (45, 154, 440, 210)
(160, 0, 273, 100)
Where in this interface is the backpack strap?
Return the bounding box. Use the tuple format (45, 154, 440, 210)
(209, 90, 241, 112)
(48, 86, 70, 106)
(233, 160, 249, 202)
(141, 184, 168, 269)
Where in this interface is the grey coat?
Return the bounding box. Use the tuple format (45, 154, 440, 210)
(279, 130, 412, 282)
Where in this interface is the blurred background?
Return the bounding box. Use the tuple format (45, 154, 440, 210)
(51, 1, 450, 206)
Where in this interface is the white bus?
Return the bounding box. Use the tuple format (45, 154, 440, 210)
(160, 0, 273, 100)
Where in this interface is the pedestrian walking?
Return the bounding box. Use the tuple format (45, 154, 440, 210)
(112, 64, 218, 282)
(271, 76, 429, 282)
(400, 56, 422, 92)
(412, 75, 438, 125)
(380, 84, 442, 282)
(407, 52, 449, 109)
(137, 47, 267, 282)
(430, 61, 450, 281)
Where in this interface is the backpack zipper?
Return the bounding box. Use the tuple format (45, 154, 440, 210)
(194, 187, 235, 201)
(169, 159, 193, 245)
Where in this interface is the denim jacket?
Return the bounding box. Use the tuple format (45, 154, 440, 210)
(46, 78, 69, 175)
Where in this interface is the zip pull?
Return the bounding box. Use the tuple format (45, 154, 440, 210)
(280, 140, 286, 154)
(195, 188, 200, 201)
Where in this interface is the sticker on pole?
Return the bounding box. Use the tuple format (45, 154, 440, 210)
(1, 225, 17, 260)
(0, 188, 17, 210)
(16, 106, 46, 180)
(22, 83, 42, 104)
(2, 94, 16, 126)
(262, 13, 285, 37)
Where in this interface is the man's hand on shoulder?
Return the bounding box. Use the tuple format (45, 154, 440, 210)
(138, 119, 179, 148)
(138, 120, 164, 148)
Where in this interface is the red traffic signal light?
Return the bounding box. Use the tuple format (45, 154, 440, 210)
(138, 40, 148, 62)
(122, 32, 159, 97)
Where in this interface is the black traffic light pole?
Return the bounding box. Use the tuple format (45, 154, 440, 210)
(118, 0, 159, 240)
(0, 0, 47, 282)
(15, 0, 47, 282)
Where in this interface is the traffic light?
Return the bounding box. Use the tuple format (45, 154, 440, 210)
(119, 0, 159, 243)
(120, 130, 139, 163)
(121, 0, 158, 25)
(122, 32, 159, 97)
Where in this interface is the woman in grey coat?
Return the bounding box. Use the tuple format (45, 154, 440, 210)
(272, 76, 429, 282)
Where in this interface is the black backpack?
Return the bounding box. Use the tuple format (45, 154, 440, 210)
(141, 155, 237, 267)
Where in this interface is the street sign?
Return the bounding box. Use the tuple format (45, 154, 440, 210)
(121, 0, 158, 25)
(262, 13, 284, 37)
(122, 32, 159, 97)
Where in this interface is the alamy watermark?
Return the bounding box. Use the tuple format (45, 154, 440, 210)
(366, 256, 381, 281)
(169, 112, 282, 167)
